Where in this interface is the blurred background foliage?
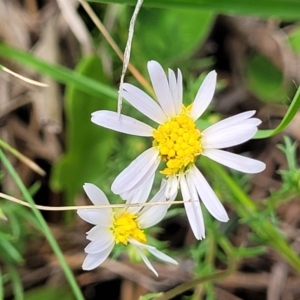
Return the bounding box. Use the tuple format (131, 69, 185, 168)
(0, 0, 300, 299)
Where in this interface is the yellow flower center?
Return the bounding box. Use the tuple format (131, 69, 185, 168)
(111, 212, 146, 245)
(153, 105, 202, 175)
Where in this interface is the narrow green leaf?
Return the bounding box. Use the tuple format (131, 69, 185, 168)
(0, 268, 3, 300)
(254, 85, 300, 139)
(233, 246, 266, 258)
(88, 0, 300, 20)
(0, 240, 23, 264)
(6, 264, 23, 300)
(0, 43, 117, 99)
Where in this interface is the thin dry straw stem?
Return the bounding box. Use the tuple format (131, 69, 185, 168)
(0, 192, 196, 211)
(117, 0, 144, 115)
(0, 139, 46, 176)
(0, 64, 48, 87)
(77, 0, 153, 95)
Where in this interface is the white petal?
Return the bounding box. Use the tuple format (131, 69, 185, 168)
(147, 61, 176, 117)
(244, 118, 261, 126)
(203, 149, 266, 174)
(202, 124, 257, 149)
(140, 180, 168, 213)
(180, 174, 205, 240)
(120, 163, 159, 203)
(126, 174, 154, 215)
(165, 175, 179, 199)
(147, 247, 178, 265)
(186, 175, 206, 239)
(85, 231, 114, 253)
(189, 166, 229, 222)
(130, 239, 177, 267)
(80, 184, 113, 225)
(133, 245, 158, 277)
(202, 111, 256, 136)
(91, 110, 153, 136)
(137, 181, 171, 228)
(86, 225, 111, 241)
(112, 147, 160, 195)
(121, 83, 167, 124)
(83, 183, 110, 206)
(190, 71, 217, 120)
(129, 238, 155, 249)
(168, 68, 182, 114)
(77, 208, 112, 226)
(176, 69, 183, 113)
(82, 242, 114, 270)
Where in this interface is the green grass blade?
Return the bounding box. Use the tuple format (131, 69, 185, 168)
(6, 264, 23, 300)
(0, 149, 84, 300)
(0, 268, 3, 300)
(0, 43, 117, 100)
(88, 0, 300, 20)
(255, 86, 300, 139)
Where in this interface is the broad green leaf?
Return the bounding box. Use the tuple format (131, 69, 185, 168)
(0, 43, 117, 99)
(88, 0, 300, 20)
(129, 8, 214, 68)
(50, 56, 116, 213)
(255, 85, 300, 139)
(246, 55, 286, 103)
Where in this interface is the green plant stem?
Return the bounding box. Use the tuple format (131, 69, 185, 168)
(156, 236, 236, 300)
(0, 149, 84, 300)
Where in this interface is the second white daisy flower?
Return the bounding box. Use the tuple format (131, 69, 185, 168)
(77, 182, 177, 276)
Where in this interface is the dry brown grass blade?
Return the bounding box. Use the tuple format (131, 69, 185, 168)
(56, 0, 93, 55)
(33, 17, 63, 134)
(0, 139, 46, 176)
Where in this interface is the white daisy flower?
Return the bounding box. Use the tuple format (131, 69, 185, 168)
(77, 182, 177, 277)
(91, 61, 266, 240)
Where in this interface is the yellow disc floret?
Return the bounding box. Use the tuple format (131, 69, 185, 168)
(111, 212, 146, 245)
(153, 105, 202, 175)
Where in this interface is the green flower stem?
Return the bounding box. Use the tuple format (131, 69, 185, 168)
(0, 149, 84, 300)
(202, 157, 300, 272)
(156, 236, 236, 300)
